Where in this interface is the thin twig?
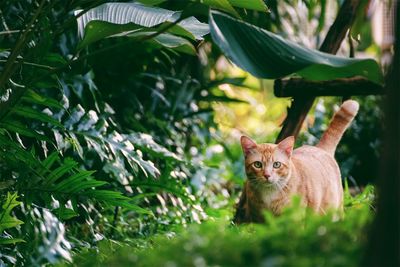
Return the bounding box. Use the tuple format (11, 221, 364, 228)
(0, 30, 20, 35)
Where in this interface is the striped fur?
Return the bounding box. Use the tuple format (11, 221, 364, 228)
(234, 100, 359, 224)
(317, 100, 359, 155)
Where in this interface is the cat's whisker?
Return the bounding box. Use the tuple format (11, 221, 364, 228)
(235, 100, 358, 223)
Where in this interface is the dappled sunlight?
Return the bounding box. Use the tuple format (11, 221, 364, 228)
(212, 64, 290, 142)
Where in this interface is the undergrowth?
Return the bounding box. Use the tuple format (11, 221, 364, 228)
(66, 184, 375, 267)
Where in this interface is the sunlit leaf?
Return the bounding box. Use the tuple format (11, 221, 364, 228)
(0, 192, 23, 232)
(76, 2, 209, 49)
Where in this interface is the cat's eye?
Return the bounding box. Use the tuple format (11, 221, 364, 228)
(273, 161, 281, 168)
(253, 161, 262, 169)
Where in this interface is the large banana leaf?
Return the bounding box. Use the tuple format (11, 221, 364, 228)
(209, 11, 383, 84)
(76, 3, 209, 50)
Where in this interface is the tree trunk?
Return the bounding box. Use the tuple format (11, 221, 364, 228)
(276, 0, 362, 143)
(363, 1, 400, 266)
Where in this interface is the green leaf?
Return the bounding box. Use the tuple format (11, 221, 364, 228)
(151, 33, 196, 55)
(201, 0, 268, 15)
(40, 151, 59, 176)
(0, 192, 23, 232)
(52, 170, 97, 192)
(127, 132, 182, 162)
(43, 158, 78, 186)
(202, 0, 240, 18)
(228, 0, 268, 11)
(85, 190, 152, 214)
(12, 105, 64, 128)
(0, 119, 48, 141)
(209, 11, 383, 84)
(77, 20, 143, 49)
(76, 2, 209, 49)
(53, 207, 78, 220)
(21, 89, 63, 109)
(125, 31, 197, 55)
(0, 237, 25, 245)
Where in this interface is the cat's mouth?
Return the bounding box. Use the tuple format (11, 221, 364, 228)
(249, 177, 276, 187)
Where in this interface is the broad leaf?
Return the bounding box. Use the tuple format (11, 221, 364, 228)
(76, 2, 209, 49)
(209, 11, 383, 84)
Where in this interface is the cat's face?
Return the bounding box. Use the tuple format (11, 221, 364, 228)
(240, 136, 294, 189)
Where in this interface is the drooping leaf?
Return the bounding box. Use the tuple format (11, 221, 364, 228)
(76, 2, 209, 49)
(209, 11, 383, 84)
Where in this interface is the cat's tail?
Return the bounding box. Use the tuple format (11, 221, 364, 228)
(317, 100, 359, 156)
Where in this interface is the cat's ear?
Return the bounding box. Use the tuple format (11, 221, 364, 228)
(240, 136, 257, 155)
(277, 136, 294, 157)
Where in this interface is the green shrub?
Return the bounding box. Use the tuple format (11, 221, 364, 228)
(69, 185, 374, 267)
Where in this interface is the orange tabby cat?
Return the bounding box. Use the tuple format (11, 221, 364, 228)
(234, 100, 359, 224)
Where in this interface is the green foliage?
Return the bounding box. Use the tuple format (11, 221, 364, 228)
(0, 192, 23, 241)
(0, 0, 382, 265)
(76, 2, 209, 50)
(202, 0, 268, 17)
(209, 11, 383, 83)
(68, 187, 374, 267)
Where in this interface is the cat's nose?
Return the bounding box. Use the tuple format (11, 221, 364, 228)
(264, 173, 271, 180)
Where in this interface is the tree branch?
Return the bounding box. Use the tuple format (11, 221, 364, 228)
(276, 0, 363, 143)
(274, 77, 384, 98)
